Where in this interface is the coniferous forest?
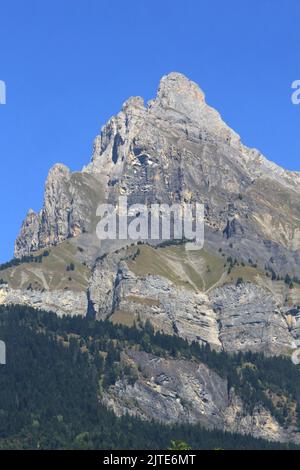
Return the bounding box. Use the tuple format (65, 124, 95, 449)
(0, 305, 299, 450)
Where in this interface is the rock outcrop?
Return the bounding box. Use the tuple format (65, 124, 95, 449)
(103, 350, 300, 444)
(87, 248, 300, 356)
(210, 283, 295, 355)
(0, 285, 87, 317)
(14, 166, 104, 258)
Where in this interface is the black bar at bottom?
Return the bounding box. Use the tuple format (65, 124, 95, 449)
(0, 449, 299, 467)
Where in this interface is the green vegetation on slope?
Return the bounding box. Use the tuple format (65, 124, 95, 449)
(0, 250, 50, 271)
(0, 242, 90, 292)
(0, 305, 299, 449)
(127, 244, 300, 297)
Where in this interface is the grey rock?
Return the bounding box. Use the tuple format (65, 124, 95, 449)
(8, 72, 300, 444)
(103, 350, 300, 444)
(88, 250, 300, 356)
(15, 72, 300, 278)
(0, 285, 87, 317)
(14, 165, 105, 258)
(210, 283, 294, 355)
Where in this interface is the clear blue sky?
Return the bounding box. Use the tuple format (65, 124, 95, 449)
(1, 0, 300, 262)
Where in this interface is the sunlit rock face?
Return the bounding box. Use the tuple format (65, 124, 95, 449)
(6, 72, 300, 444)
(102, 350, 300, 445)
(11, 71, 300, 351)
(15, 72, 300, 278)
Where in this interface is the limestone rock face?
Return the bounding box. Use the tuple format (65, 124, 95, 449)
(14, 165, 104, 258)
(10, 72, 300, 357)
(102, 350, 300, 444)
(87, 248, 300, 357)
(92, 259, 221, 348)
(103, 350, 228, 429)
(0, 285, 87, 317)
(210, 283, 294, 355)
(114, 271, 221, 348)
(14, 209, 41, 257)
(86, 73, 300, 278)
(15, 72, 300, 278)
(87, 251, 122, 320)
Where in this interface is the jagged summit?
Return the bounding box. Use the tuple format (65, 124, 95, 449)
(85, 72, 241, 176)
(13, 72, 300, 281)
(122, 72, 206, 112)
(86, 72, 300, 191)
(122, 96, 145, 111)
(149, 72, 206, 111)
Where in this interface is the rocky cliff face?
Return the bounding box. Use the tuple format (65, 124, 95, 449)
(2, 72, 300, 444)
(14, 165, 104, 258)
(0, 285, 87, 317)
(87, 245, 300, 357)
(7, 71, 300, 357)
(15, 73, 300, 276)
(103, 350, 300, 444)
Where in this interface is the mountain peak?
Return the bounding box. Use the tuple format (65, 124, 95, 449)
(158, 72, 205, 99)
(149, 72, 206, 116)
(122, 96, 145, 112)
